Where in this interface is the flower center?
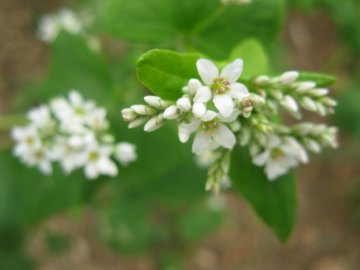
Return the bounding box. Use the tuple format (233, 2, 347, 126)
(271, 148, 284, 160)
(212, 77, 231, 95)
(201, 119, 219, 132)
(88, 151, 99, 162)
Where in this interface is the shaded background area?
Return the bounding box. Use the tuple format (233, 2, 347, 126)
(1, 0, 360, 269)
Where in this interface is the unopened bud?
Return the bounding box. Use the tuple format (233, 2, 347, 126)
(309, 88, 329, 97)
(144, 96, 167, 109)
(280, 95, 299, 113)
(131, 105, 156, 116)
(121, 108, 137, 122)
(279, 71, 299, 85)
(192, 103, 207, 118)
(304, 138, 322, 153)
(144, 115, 164, 132)
(254, 75, 270, 85)
(163, 105, 179, 119)
(321, 97, 337, 107)
(188, 79, 202, 94)
(128, 117, 148, 129)
(176, 96, 192, 112)
(296, 81, 316, 93)
(300, 97, 317, 111)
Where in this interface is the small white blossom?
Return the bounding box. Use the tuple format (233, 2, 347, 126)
(115, 143, 137, 166)
(252, 136, 308, 180)
(279, 71, 299, 85)
(196, 58, 249, 117)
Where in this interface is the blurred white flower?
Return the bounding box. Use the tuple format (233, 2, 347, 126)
(12, 90, 136, 179)
(38, 9, 82, 43)
(115, 142, 137, 166)
(252, 136, 308, 180)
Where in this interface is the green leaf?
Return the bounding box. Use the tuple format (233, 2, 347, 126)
(298, 71, 336, 86)
(193, 0, 286, 59)
(230, 148, 297, 242)
(96, 0, 219, 44)
(228, 39, 269, 79)
(136, 49, 200, 100)
(178, 203, 223, 242)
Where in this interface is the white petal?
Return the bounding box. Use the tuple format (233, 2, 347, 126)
(192, 131, 212, 155)
(265, 162, 287, 181)
(178, 119, 200, 143)
(98, 158, 118, 176)
(201, 110, 218, 122)
(228, 83, 249, 99)
(220, 58, 243, 83)
(193, 86, 212, 103)
(213, 124, 236, 149)
(188, 79, 203, 93)
(219, 109, 240, 123)
(192, 103, 207, 118)
(267, 135, 281, 148)
(85, 164, 98, 179)
(253, 150, 270, 166)
(213, 94, 234, 117)
(196, 59, 219, 85)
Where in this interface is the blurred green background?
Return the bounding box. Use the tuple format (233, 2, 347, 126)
(0, 0, 360, 269)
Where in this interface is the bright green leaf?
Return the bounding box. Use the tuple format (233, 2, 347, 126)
(298, 71, 336, 86)
(136, 49, 200, 100)
(230, 148, 297, 242)
(228, 39, 269, 79)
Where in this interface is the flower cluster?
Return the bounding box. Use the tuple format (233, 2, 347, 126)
(122, 58, 338, 193)
(37, 8, 100, 51)
(12, 91, 136, 179)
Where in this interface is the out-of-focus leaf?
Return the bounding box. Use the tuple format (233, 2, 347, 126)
(96, 0, 218, 44)
(193, 0, 286, 59)
(230, 148, 297, 242)
(227, 39, 269, 79)
(334, 87, 360, 138)
(298, 71, 336, 86)
(20, 31, 112, 106)
(136, 49, 200, 100)
(178, 202, 223, 242)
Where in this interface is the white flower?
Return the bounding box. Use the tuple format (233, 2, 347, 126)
(252, 136, 308, 180)
(79, 143, 118, 179)
(115, 142, 137, 166)
(86, 108, 109, 131)
(37, 9, 82, 43)
(11, 126, 42, 157)
(178, 111, 237, 155)
(195, 58, 249, 117)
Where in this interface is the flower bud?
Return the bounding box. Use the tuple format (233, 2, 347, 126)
(176, 96, 192, 112)
(296, 81, 316, 93)
(163, 105, 179, 120)
(144, 115, 164, 132)
(187, 79, 202, 94)
(280, 95, 299, 113)
(254, 75, 270, 85)
(144, 96, 166, 109)
(321, 97, 337, 107)
(304, 138, 322, 153)
(279, 71, 299, 85)
(192, 103, 207, 118)
(131, 105, 156, 116)
(128, 117, 148, 129)
(300, 97, 317, 111)
(121, 108, 137, 122)
(310, 88, 329, 96)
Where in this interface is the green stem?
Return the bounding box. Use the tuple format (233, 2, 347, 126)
(0, 115, 27, 131)
(190, 5, 225, 35)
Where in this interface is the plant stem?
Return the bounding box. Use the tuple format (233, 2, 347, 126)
(0, 115, 27, 131)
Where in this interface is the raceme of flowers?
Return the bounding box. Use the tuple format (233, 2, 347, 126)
(12, 91, 137, 179)
(121, 58, 338, 193)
